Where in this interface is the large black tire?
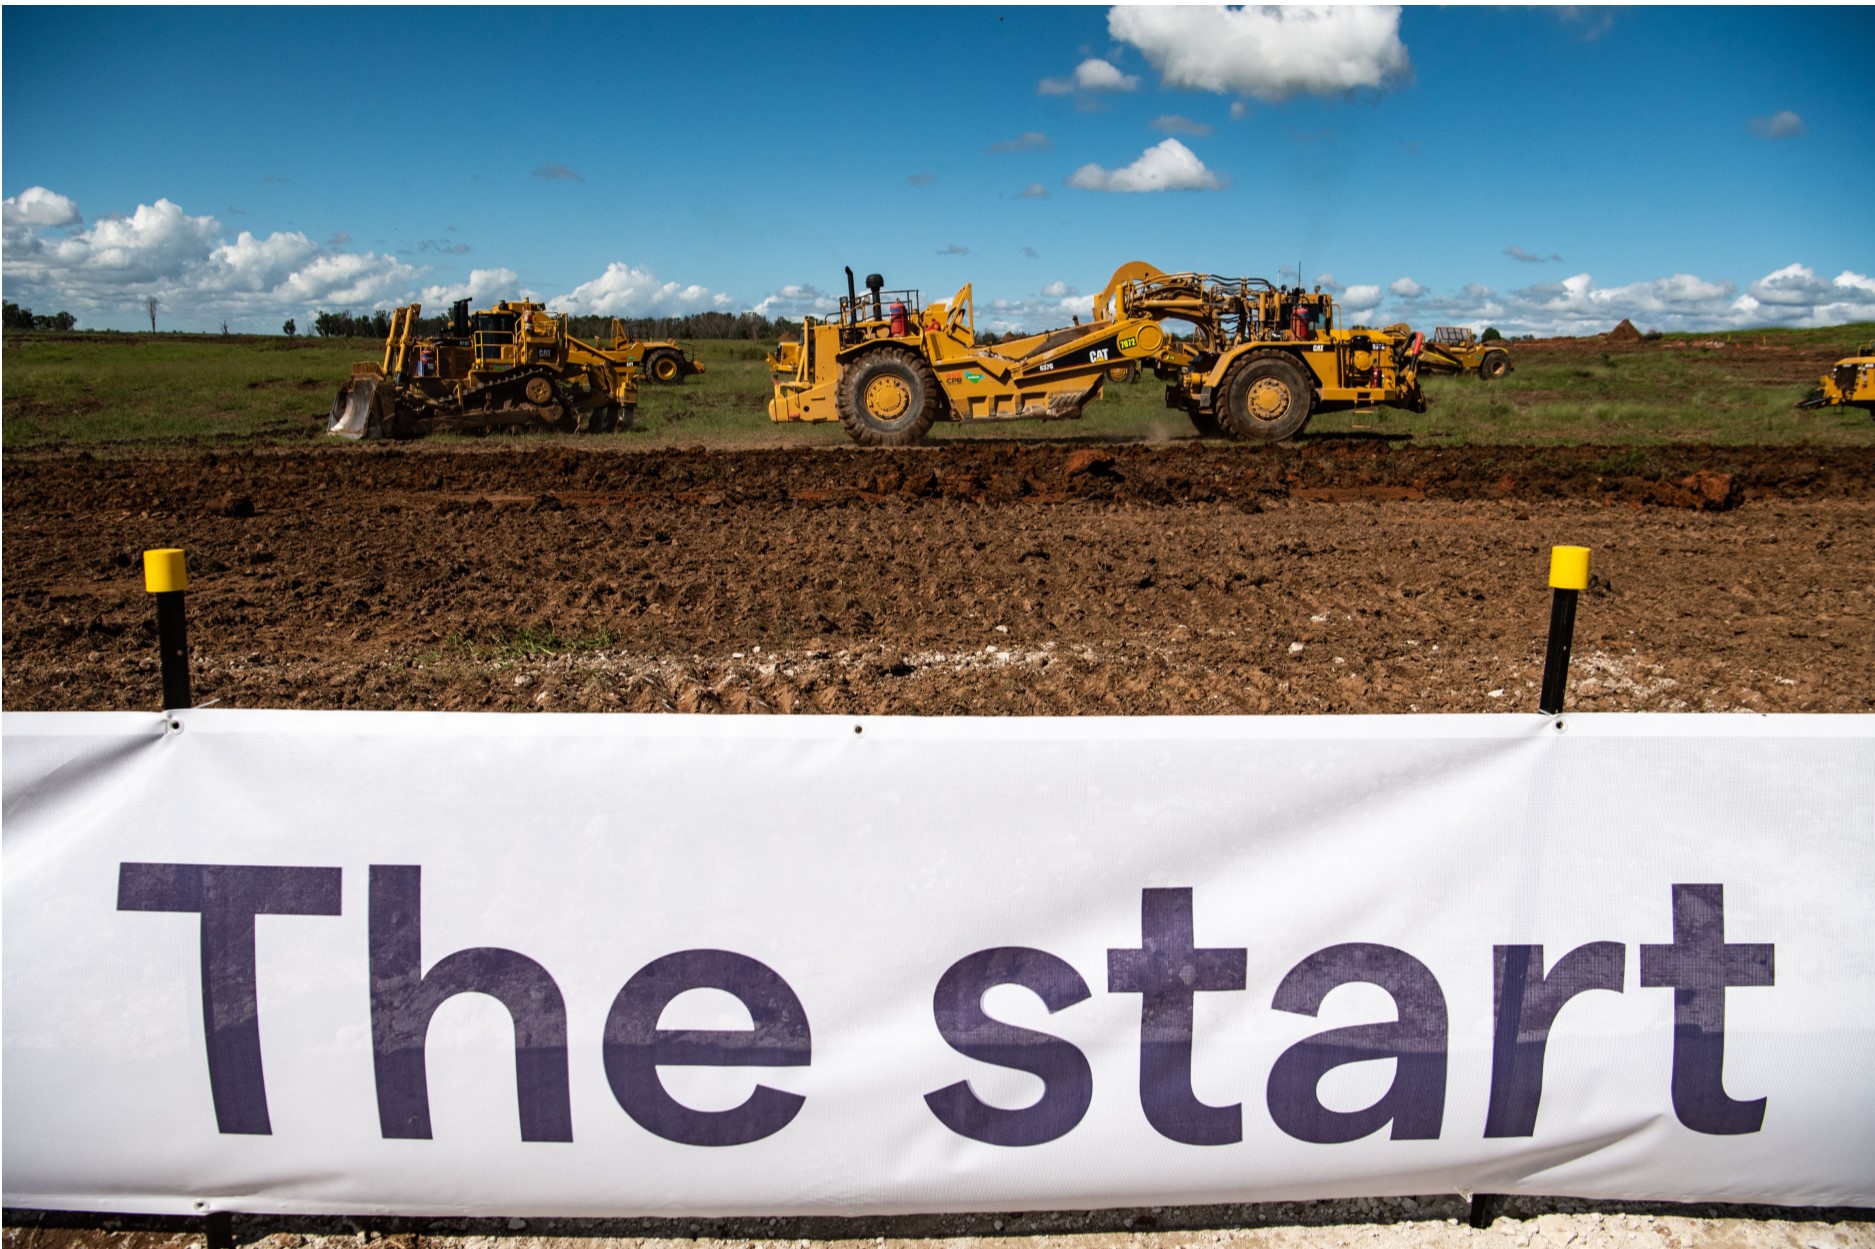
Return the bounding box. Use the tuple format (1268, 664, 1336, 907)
(1218, 352, 1313, 442)
(1479, 350, 1510, 380)
(836, 346, 942, 447)
(646, 349, 686, 384)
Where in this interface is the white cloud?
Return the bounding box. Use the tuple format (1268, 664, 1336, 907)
(3, 186, 81, 232)
(548, 262, 734, 318)
(1389, 277, 1426, 298)
(1229, 101, 1249, 121)
(750, 284, 840, 321)
(1331, 264, 1875, 336)
(937, 244, 970, 256)
(976, 288, 1098, 338)
(1506, 245, 1562, 264)
(1016, 183, 1050, 200)
(204, 231, 322, 292)
(532, 162, 584, 182)
(1749, 110, 1804, 140)
(0, 190, 420, 328)
(420, 268, 530, 308)
(1075, 57, 1139, 92)
(278, 251, 423, 308)
(1067, 138, 1224, 193)
(1342, 284, 1382, 312)
(1110, 5, 1410, 103)
(1041, 56, 1139, 97)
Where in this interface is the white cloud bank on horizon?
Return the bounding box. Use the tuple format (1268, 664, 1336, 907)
(1109, 5, 1410, 102)
(1068, 139, 1224, 192)
(1344, 265, 1875, 337)
(5, 189, 1870, 338)
(1, 188, 735, 329)
(546, 262, 734, 318)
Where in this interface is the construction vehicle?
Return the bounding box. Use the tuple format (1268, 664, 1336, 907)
(1797, 343, 1875, 416)
(768, 262, 1426, 446)
(1101, 263, 1428, 440)
(1416, 326, 1512, 379)
(328, 299, 638, 439)
(602, 323, 705, 384)
(767, 267, 1175, 446)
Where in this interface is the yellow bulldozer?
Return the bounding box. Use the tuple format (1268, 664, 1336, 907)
(328, 299, 638, 439)
(768, 262, 1426, 446)
(1797, 342, 1875, 416)
(1416, 326, 1513, 379)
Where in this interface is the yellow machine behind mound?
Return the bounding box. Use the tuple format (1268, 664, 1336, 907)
(329, 299, 639, 440)
(1797, 343, 1875, 417)
(768, 262, 1428, 446)
(1417, 326, 1513, 379)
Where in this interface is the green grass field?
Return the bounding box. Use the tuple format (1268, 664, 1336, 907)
(3, 323, 1870, 452)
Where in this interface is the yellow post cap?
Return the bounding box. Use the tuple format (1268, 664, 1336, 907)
(143, 548, 189, 594)
(1548, 545, 1591, 591)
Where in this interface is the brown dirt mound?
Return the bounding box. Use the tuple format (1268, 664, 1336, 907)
(1606, 319, 1643, 341)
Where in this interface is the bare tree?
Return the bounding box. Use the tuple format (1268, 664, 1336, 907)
(145, 296, 160, 333)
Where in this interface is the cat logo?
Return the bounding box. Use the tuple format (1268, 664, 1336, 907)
(1088, 348, 1110, 363)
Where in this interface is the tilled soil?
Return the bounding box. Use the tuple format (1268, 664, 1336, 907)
(4, 442, 1873, 716)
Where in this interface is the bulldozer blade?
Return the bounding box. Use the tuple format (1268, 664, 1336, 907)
(328, 379, 381, 439)
(1795, 387, 1831, 411)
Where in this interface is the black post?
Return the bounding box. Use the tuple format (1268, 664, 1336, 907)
(144, 548, 193, 710)
(1537, 588, 1578, 715)
(1538, 545, 1590, 716)
(1469, 1194, 1508, 1228)
(156, 590, 193, 710)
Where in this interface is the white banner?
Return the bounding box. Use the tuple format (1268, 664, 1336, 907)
(4, 709, 1872, 1216)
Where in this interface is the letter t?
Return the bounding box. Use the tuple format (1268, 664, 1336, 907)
(1639, 883, 1774, 1135)
(118, 863, 343, 1134)
(1107, 887, 1247, 1145)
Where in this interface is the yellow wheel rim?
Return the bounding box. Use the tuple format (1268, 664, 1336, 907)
(1245, 376, 1293, 422)
(654, 358, 678, 380)
(525, 377, 554, 404)
(864, 375, 912, 419)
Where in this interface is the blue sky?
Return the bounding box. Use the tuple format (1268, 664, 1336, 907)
(4, 5, 1871, 336)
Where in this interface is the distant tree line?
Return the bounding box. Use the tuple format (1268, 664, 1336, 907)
(563, 311, 796, 342)
(309, 306, 800, 342)
(3, 301, 77, 332)
(312, 309, 395, 339)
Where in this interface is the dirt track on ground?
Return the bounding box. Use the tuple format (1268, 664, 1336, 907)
(4, 441, 1872, 716)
